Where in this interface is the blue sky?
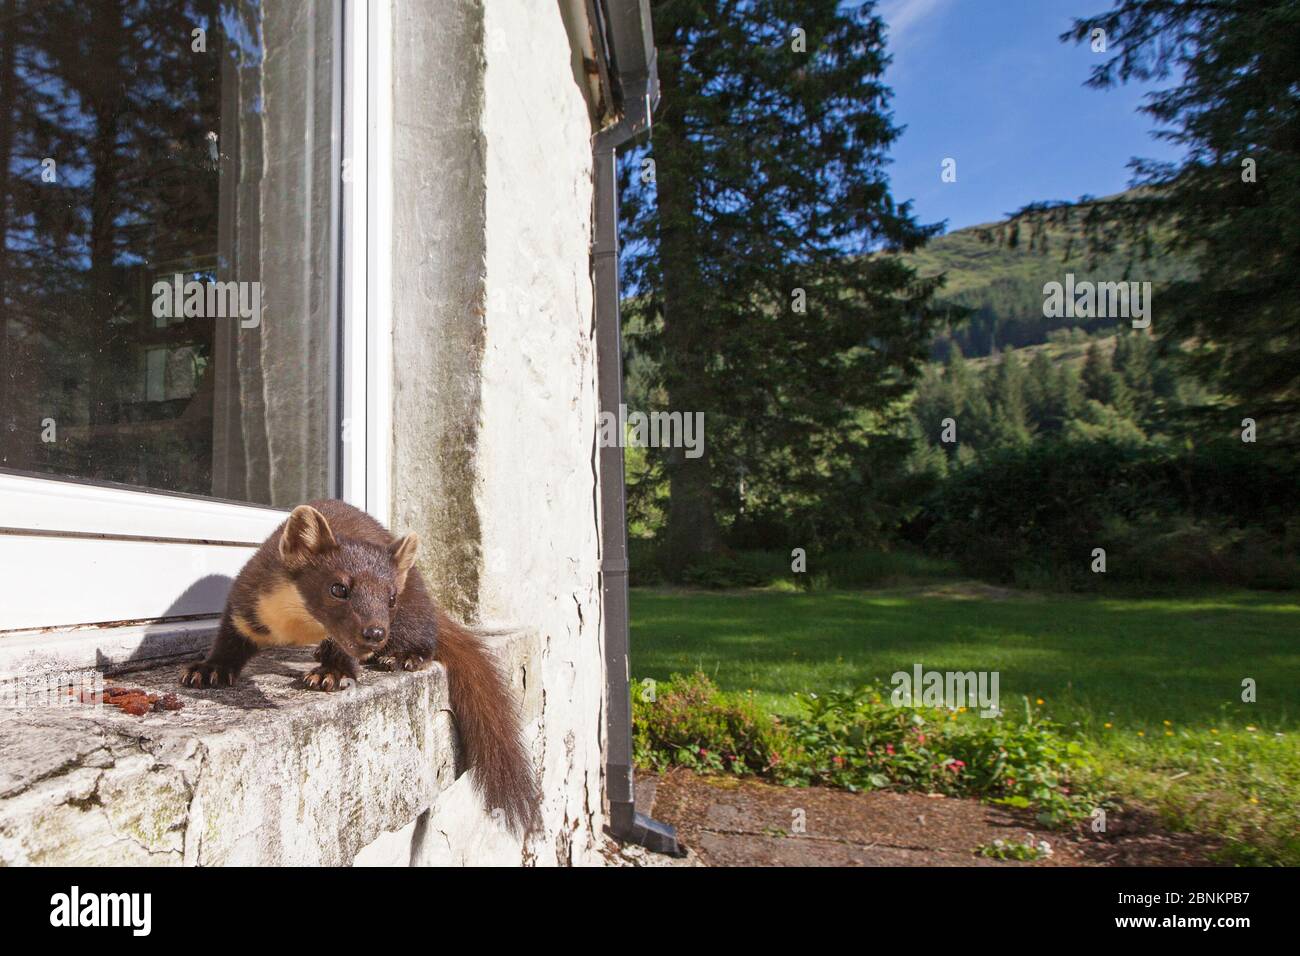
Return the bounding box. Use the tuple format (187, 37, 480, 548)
(875, 0, 1185, 233)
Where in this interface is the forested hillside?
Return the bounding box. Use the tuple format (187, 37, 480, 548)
(906, 194, 1196, 358)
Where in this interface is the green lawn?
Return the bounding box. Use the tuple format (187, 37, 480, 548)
(630, 585, 1300, 864)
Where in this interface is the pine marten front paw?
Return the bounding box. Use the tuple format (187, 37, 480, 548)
(371, 651, 434, 672)
(303, 665, 356, 692)
(181, 662, 238, 688)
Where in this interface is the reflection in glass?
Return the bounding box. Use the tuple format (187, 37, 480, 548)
(0, 0, 337, 507)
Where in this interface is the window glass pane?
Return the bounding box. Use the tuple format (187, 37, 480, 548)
(0, 0, 337, 508)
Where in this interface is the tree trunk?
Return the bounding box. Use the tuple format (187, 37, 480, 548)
(652, 36, 722, 573)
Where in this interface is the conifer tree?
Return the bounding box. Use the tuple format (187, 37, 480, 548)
(620, 0, 942, 569)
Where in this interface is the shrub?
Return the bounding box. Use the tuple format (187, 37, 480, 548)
(628, 536, 666, 587)
(633, 673, 1101, 826)
(679, 554, 768, 589)
(632, 673, 791, 776)
(913, 437, 1300, 589)
(631, 542, 958, 591)
(775, 686, 1100, 825)
(1115, 517, 1300, 589)
(976, 836, 1054, 861)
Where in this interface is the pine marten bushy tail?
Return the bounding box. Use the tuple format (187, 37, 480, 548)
(180, 499, 540, 835)
(433, 610, 539, 833)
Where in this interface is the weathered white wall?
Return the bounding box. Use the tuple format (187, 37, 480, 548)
(383, 0, 606, 865)
(476, 0, 606, 865)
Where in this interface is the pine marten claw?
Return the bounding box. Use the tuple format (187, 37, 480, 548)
(372, 653, 433, 673)
(180, 663, 236, 689)
(303, 666, 354, 691)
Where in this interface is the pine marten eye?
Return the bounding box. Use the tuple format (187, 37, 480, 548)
(330, 583, 350, 600)
(388, 590, 397, 609)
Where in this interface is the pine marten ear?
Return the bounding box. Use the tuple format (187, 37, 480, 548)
(280, 505, 339, 569)
(389, 532, 420, 591)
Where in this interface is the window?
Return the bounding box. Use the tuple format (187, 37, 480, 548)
(0, 0, 383, 644)
(0, 0, 338, 503)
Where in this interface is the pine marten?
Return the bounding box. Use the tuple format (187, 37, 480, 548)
(181, 500, 539, 835)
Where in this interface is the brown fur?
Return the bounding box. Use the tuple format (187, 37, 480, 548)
(429, 610, 538, 833)
(181, 500, 540, 835)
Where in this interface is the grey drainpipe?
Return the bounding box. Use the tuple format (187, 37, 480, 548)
(592, 0, 680, 856)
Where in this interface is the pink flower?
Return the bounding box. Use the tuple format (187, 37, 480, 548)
(885, 744, 895, 755)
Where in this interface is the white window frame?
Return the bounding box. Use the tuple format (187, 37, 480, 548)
(0, 0, 390, 671)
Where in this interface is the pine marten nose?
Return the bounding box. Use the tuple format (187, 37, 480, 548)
(362, 626, 386, 644)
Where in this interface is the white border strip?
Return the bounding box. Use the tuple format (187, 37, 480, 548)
(365, 0, 393, 528)
(0, 472, 285, 543)
(340, 0, 370, 512)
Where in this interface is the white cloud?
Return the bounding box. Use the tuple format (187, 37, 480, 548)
(877, 0, 953, 45)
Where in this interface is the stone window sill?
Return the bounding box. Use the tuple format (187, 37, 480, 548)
(0, 628, 539, 865)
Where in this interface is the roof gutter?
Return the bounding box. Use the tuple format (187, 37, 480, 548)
(590, 1, 679, 856)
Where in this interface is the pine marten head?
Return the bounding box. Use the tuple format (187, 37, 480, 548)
(277, 505, 419, 659)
